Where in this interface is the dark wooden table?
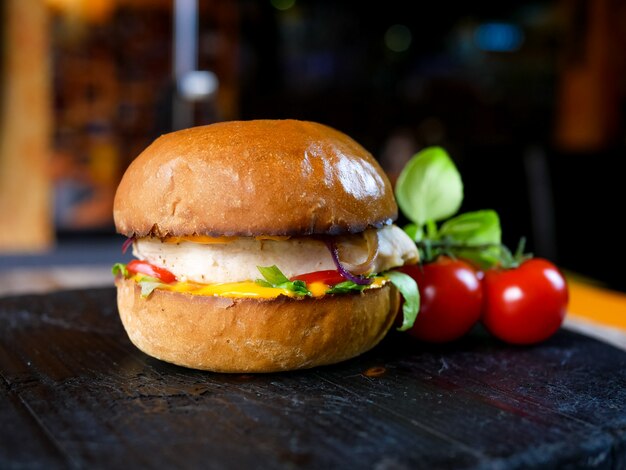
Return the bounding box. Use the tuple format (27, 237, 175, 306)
(1, 288, 625, 469)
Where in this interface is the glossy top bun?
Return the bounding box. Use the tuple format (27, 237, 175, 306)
(113, 119, 397, 237)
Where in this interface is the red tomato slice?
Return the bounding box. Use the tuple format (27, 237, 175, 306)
(127, 260, 177, 284)
(290, 270, 346, 286)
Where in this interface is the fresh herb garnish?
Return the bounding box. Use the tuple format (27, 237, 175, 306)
(112, 263, 129, 278)
(395, 146, 463, 239)
(256, 265, 311, 297)
(326, 281, 367, 294)
(396, 147, 502, 268)
(438, 210, 502, 267)
(113, 262, 160, 297)
(384, 270, 420, 332)
(138, 276, 162, 298)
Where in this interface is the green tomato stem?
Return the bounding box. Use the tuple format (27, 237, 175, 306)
(416, 238, 492, 264)
(415, 238, 531, 269)
(425, 220, 438, 239)
(514, 237, 527, 259)
(498, 237, 532, 269)
(414, 225, 424, 242)
(415, 233, 533, 269)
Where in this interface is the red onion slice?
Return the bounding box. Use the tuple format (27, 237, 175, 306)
(325, 239, 373, 285)
(335, 229, 379, 275)
(122, 236, 135, 254)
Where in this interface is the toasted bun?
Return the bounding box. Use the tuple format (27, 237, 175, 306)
(113, 120, 397, 237)
(115, 278, 400, 373)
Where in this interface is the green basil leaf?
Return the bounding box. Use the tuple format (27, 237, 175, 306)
(402, 223, 422, 242)
(138, 276, 162, 298)
(439, 209, 501, 242)
(395, 147, 464, 225)
(439, 209, 501, 268)
(111, 262, 129, 278)
(256, 265, 311, 297)
(384, 270, 420, 332)
(326, 281, 366, 294)
(257, 265, 289, 285)
(279, 279, 310, 296)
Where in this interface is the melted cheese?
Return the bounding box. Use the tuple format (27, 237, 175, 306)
(133, 275, 387, 299)
(164, 235, 235, 244)
(166, 280, 290, 298)
(308, 281, 329, 298)
(164, 235, 291, 244)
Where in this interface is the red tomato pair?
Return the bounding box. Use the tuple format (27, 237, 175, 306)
(399, 257, 568, 345)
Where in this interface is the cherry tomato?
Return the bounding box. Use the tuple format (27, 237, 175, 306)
(127, 260, 177, 284)
(481, 258, 568, 345)
(399, 257, 483, 343)
(291, 270, 345, 286)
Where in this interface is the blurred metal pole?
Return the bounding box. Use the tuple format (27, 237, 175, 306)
(524, 146, 557, 260)
(172, 0, 198, 130)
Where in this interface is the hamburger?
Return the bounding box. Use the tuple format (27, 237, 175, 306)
(112, 119, 419, 372)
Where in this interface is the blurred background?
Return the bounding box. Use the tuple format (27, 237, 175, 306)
(1, 0, 625, 293)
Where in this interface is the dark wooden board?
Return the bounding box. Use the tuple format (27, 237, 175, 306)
(1, 288, 625, 469)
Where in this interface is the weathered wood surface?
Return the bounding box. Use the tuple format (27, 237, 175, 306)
(1, 288, 625, 469)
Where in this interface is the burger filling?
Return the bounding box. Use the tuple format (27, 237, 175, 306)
(113, 224, 418, 300)
(133, 225, 416, 284)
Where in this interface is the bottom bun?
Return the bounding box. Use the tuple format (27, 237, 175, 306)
(115, 277, 400, 373)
